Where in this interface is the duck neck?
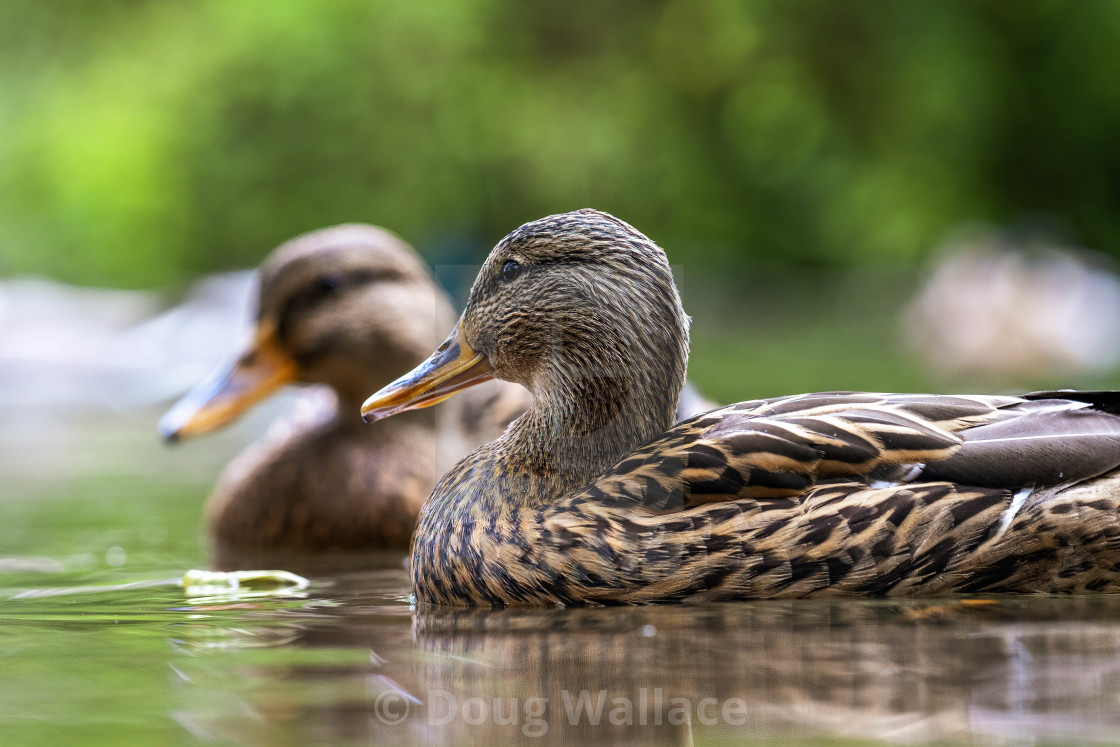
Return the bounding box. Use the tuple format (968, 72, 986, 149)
(500, 330, 687, 502)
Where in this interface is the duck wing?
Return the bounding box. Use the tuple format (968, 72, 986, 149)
(583, 391, 1120, 513)
(525, 391, 1120, 603)
(546, 471, 1120, 602)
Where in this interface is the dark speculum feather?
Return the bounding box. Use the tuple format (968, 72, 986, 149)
(1024, 390, 1120, 414)
(921, 408, 1120, 488)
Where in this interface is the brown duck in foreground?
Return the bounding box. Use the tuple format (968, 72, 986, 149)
(160, 224, 530, 570)
(362, 209, 1120, 606)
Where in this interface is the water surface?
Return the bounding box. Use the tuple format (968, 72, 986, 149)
(4, 418, 1120, 745)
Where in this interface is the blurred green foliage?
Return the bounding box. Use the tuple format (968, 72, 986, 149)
(2, 0, 1119, 288)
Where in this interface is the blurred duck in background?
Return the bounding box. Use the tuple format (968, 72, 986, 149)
(160, 225, 532, 570)
(903, 228, 1120, 384)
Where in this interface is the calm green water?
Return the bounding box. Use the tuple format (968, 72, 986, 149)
(6, 416, 1120, 746)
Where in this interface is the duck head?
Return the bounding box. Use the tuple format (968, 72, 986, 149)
(160, 224, 452, 441)
(362, 209, 690, 475)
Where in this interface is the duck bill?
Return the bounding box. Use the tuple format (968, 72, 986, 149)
(361, 323, 493, 423)
(159, 321, 298, 442)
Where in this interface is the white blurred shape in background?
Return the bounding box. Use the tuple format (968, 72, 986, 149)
(903, 228, 1120, 382)
(0, 272, 254, 414)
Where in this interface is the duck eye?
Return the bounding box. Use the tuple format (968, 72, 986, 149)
(500, 260, 523, 283)
(307, 274, 342, 303)
(294, 274, 342, 312)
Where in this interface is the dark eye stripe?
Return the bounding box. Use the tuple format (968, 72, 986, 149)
(275, 268, 395, 341)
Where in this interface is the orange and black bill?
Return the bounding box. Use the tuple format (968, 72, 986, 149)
(158, 321, 298, 442)
(361, 322, 493, 423)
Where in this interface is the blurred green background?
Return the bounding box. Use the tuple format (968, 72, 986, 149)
(3, 0, 1120, 399)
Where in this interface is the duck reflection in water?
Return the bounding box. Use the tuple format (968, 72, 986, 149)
(169, 588, 1120, 745)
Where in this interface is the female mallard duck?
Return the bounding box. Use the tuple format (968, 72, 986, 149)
(159, 224, 531, 570)
(361, 209, 1120, 606)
